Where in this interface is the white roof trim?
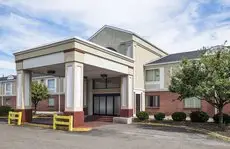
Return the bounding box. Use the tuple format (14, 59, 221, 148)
(145, 58, 201, 66)
(14, 36, 134, 63)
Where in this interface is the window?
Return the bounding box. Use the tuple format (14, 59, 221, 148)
(93, 78, 120, 89)
(145, 69, 160, 82)
(184, 97, 201, 108)
(47, 79, 55, 92)
(146, 95, 160, 107)
(93, 79, 106, 89)
(107, 78, 120, 88)
(5, 83, 12, 95)
(48, 98, 55, 107)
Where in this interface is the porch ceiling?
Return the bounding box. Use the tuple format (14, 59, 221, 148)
(30, 63, 123, 78)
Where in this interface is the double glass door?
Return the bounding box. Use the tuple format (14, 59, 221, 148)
(93, 94, 120, 116)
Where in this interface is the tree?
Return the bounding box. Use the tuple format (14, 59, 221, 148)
(169, 45, 230, 128)
(31, 81, 49, 114)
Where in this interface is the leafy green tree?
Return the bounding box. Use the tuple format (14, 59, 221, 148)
(169, 45, 230, 128)
(31, 81, 49, 114)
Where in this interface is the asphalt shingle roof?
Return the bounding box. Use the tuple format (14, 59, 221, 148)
(0, 75, 17, 81)
(148, 50, 206, 65)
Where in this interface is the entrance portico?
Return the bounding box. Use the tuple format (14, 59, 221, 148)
(14, 37, 134, 127)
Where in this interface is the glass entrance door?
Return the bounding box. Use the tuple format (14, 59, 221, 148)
(93, 94, 120, 116)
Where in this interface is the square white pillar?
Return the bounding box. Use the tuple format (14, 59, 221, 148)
(16, 70, 32, 122)
(65, 62, 84, 112)
(120, 75, 133, 117)
(16, 70, 32, 109)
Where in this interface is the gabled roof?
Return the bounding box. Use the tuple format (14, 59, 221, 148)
(0, 75, 17, 81)
(88, 25, 168, 55)
(147, 50, 206, 65)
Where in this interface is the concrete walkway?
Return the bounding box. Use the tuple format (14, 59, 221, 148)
(0, 123, 229, 149)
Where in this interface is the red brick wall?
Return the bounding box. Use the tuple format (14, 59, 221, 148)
(0, 95, 65, 112)
(34, 95, 65, 112)
(145, 91, 215, 116)
(223, 104, 230, 115)
(2, 96, 16, 109)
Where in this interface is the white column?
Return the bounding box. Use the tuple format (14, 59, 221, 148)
(141, 92, 145, 111)
(120, 75, 133, 117)
(16, 70, 32, 110)
(65, 62, 84, 112)
(87, 79, 93, 115)
(83, 79, 87, 108)
(160, 67, 164, 89)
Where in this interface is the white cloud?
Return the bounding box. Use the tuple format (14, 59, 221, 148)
(1, 0, 230, 54)
(0, 60, 15, 69)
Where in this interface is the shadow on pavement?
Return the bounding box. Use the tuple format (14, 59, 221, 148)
(135, 124, 205, 134)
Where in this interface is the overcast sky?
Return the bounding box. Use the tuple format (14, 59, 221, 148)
(0, 0, 230, 76)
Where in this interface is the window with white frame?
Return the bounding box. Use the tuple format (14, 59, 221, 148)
(145, 95, 160, 107)
(5, 82, 12, 95)
(48, 98, 55, 107)
(146, 69, 160, 82)
(184, 97, 201, 108)
(47, 79, 56, 92)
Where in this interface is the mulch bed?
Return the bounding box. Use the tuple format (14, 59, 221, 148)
(135, 119, 230, 137)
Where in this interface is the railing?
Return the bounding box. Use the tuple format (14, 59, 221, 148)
(53, 114, 73, 131)
(8, 111, 22, 126)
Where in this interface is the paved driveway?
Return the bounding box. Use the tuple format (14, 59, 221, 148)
(0, 123, 229, 149)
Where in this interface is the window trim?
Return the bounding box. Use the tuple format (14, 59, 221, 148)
(48, 98, 55, 107)
(183, 97, 201, 109)
(145, 95, 160, 108)
(5, 82, 12, 95)
(145, 68, 160, 83)
(46, 78, 56, 92)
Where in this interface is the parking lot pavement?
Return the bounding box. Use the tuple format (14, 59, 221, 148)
(0, 123, 229, 149)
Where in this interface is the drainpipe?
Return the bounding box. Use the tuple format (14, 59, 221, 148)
(58, 77, 61, 113)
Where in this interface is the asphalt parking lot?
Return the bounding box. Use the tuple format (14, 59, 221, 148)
(0, 123, 229, 149)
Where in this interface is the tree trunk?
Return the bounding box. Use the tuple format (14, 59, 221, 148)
(34, 104, 37, 115)
(218, 107, 225, 129)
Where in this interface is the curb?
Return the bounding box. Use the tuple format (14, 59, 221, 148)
(137, 122, 230, 142)
(23, 122, 92, 132)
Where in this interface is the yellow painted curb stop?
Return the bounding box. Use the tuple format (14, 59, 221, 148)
(23, 122, 92, 132)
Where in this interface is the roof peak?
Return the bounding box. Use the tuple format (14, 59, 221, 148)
(89, 25, 168, 55)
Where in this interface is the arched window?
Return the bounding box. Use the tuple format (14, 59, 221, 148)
(106, 47, 117, 52)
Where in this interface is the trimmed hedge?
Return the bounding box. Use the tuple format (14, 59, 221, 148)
(0, 106, 13, 116)
(136, 111, 149, 121)
(154, 112, 165, 121)
(172, 112, 186, 121)
(213, 113, 230, 124)
(190, 111, 209, 122)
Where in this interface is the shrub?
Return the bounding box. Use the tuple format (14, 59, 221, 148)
(172, 112, 186, 121)
(213, 113, 229, 124)
(154, 112, 165, 121)
(136, 111, 149, 121)
(0, 106, 13, 116)
(189, 111, 209, 122)
(226, 116, 230, 125)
